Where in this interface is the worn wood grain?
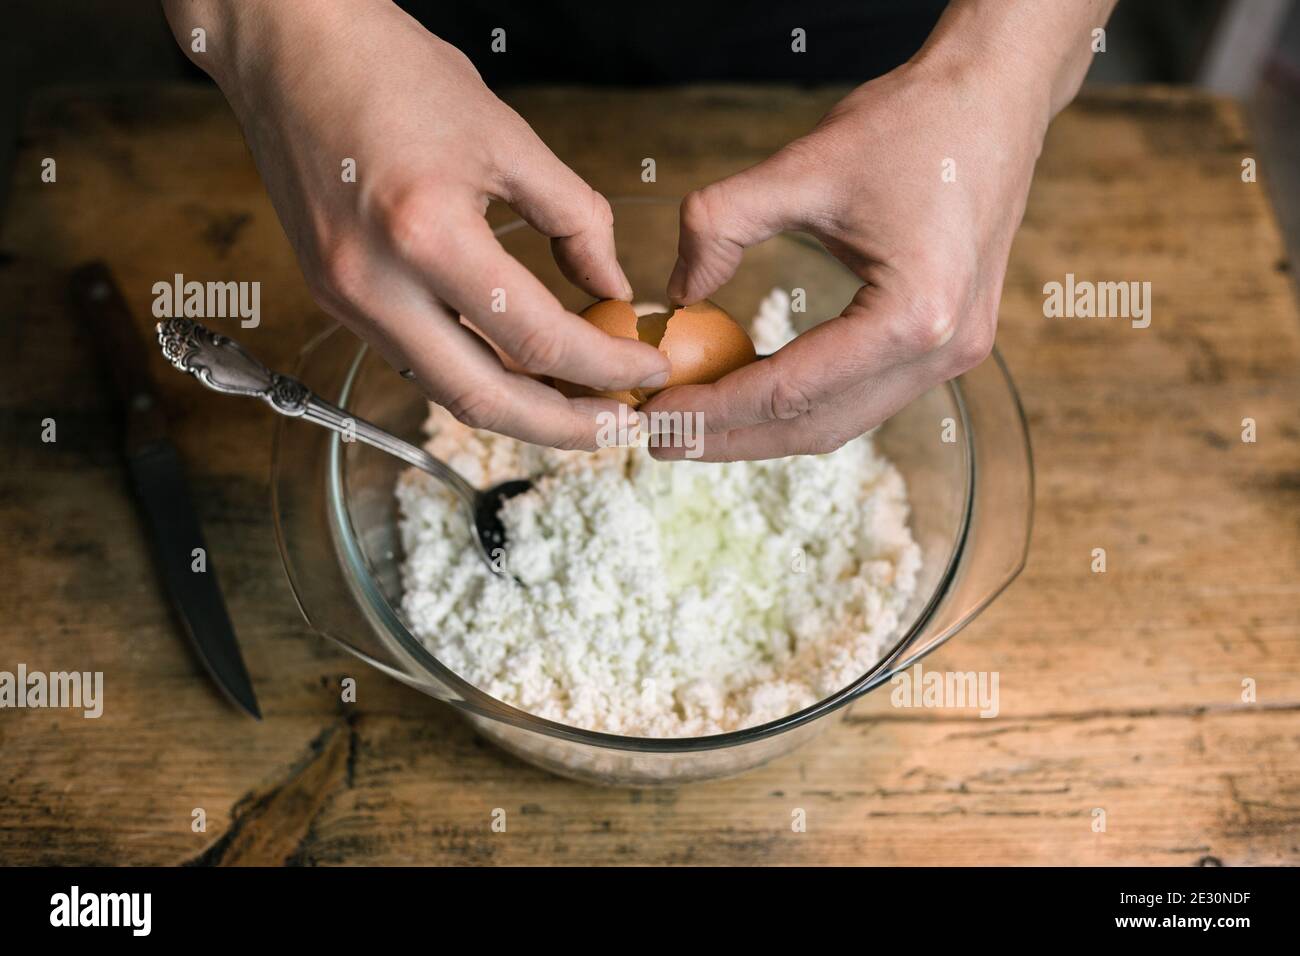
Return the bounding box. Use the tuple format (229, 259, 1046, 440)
(0, 84, 1297, 866)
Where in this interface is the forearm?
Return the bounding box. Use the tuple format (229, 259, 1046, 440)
(913, 0, 1119, 135)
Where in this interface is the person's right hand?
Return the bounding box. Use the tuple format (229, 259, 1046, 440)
(163, 0, 669, 448)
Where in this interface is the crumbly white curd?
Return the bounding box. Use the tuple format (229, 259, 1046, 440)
(395, 290, 921, 737)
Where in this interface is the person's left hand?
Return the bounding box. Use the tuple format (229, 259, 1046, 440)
(642, 56, 1048, 461)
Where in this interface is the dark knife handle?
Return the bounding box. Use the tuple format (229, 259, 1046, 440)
(71, 262, 167, 454)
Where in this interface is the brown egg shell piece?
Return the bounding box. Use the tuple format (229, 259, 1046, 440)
(655, 301, 758, 393)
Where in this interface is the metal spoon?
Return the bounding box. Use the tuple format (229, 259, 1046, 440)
(155, 318, 531, 577)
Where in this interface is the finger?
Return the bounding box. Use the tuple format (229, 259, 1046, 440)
(649, 306, 992, 463)
(498, 133, 633, 301)
(649, 363, 923, 463)
(650, 415, 820, 462)
(642, 284, 923, 434)
(668, 150, 818, 305)
(387, 197, 668, 391)
(412, 365, 624, 451)
(336, 288, 627, 450)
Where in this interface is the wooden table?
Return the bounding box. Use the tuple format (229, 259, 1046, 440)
(1, 85, 1297, 866)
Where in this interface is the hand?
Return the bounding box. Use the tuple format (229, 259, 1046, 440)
(644, 61, 1042, 460)
(164, 0, 669, 449)
(644, 2, 1107, 461)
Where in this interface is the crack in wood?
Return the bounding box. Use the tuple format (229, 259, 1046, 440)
(843, 700, 1300, 727)
(184, 716, 358, 866)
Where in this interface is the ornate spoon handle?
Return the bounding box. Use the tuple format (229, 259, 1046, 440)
(155, 318, 478, 505)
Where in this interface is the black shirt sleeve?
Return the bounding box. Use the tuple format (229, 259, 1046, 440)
(394, 1, 946, 85)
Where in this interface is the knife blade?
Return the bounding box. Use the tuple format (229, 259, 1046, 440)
(71, 262, 261, 719)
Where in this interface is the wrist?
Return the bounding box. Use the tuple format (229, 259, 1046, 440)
(161, 0, 246, 86)
(910, 0, 1113, 138)
(160, 0, 333, 109)
(899, 50, 1052, 158)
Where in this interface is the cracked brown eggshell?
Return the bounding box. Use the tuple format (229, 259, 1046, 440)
(555, 298, 757, 408)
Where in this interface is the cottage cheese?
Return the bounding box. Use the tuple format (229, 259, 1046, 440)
(396, 291, 921, 737)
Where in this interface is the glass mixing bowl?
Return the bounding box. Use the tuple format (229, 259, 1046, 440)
(271, 198, 1033, 786)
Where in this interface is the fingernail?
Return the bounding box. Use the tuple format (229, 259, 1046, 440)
(666, 257, 687, 302)
(618, 266, 634, 301)
(639, 370, 670, 389)
(649, 441, 685, 461)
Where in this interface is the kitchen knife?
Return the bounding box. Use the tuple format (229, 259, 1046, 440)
(71, 261, 261, 719)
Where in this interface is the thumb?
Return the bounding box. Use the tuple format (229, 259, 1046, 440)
(502, 129, 633, 301)
(667, 152, 811, 305)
